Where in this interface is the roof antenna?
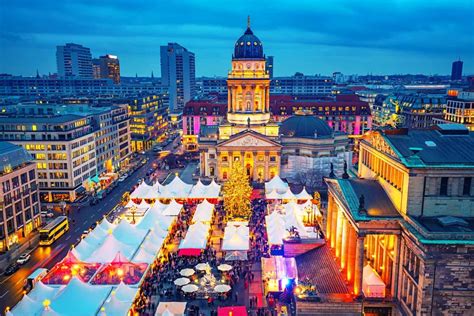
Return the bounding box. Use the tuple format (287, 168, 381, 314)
(247, 15, 251, 28)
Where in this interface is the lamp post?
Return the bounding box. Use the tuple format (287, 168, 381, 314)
(131, 205, 137, 224)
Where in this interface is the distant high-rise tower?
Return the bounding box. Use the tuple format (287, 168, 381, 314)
(160, 43, 196, 111)
(451, 60, 463, 81)
(265, 56, 274, 78)
(92, 54, 121, 83)
(56, 43, 93, 78)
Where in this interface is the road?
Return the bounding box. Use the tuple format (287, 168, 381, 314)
(0, 139, 181, 313)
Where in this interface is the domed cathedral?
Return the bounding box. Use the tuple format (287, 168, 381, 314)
(199, 17, 282, 182)
(219, 16, 279, 138)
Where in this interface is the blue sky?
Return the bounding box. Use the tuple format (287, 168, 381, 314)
(0, 0, 473, 77)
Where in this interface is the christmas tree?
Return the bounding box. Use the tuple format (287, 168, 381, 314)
(222, 163, 252, 221)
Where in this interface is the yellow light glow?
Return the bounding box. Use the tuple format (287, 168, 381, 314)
(63, 275, 70, 281)
(117, 268, 124, 277)
(43, 299, 51, 308)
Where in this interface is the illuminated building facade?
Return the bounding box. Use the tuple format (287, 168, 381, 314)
(0, 114, 96, 203)
(270, 94, 372, 136)
(199, 19, 281, 181)
(126, 95, 169, 152)
(92, 54, 121, 84)
(0, 142, 41, 253)
(56, 43, 93, 78)
(435, 90, 474, 131)
(324, 124, 474, 315)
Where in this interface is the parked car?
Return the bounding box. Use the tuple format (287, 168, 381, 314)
(4, 263, 19, 275)
(40, 211, 54, 218)
(153, 146, 163, 152)
(16, 253, 31, 265)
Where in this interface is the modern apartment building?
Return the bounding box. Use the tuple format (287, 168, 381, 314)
(271, 73, 333, 95)
(92, 54, 121, 83)
(160, 43, 196, 111)
(435, 90, 474, 131)
(0, 142, 41, 253)
(0, 75, 166, 97)
(0, 103, 132, 202)
(121, 95, 169, 152)
(56, 43, 93, 78)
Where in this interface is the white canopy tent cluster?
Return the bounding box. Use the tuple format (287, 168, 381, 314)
(10, 204, 181, 316)
(264, 175, 312, 200)
(222, 222, 249, 261)
(179, 221, 211, 251)
(265, 200, 321, 245)
(8, 278, 139, 316)
(129, 176, 221, 200)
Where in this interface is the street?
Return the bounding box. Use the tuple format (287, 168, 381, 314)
(0, 138, 189, 313)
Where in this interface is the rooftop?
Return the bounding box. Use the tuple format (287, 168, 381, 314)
(383, 125, 474, 166)
(0, 141, 33, 174)
(0, 114, 85, 124)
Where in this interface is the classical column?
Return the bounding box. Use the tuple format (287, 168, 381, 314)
(346, 225, 357, 282)
(265, 86, 270, 112)
(227, 87, 232, 112)
(240, 151, 245, 170)
(354, 235, 365, 296)
(326, 196, 333, 240)
(391, 235, 401, 299)
(341, 217, 349, 269)
(264, 152, 269, 181)
(252, 151, 257, 181)
(330, 207, 338, 249)
(335, 210, 344, 258)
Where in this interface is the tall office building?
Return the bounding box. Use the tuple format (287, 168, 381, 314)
(451, 59, 463, 81)
(160, 43, 196, 111)
(265, 56, 274, 78)
(92, 54, 121, 83)
(56, 43, 93, 78)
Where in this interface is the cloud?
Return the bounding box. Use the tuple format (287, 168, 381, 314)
(0, 0, 473, 76)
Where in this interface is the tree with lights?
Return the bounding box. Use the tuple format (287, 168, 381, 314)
(222, 163, 252, 221)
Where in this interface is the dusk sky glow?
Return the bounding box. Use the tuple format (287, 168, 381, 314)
(0, 0, 473, 77)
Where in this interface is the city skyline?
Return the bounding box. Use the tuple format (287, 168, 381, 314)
(1, 0, 473, 77)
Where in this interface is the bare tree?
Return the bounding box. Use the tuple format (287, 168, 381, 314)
(293, 168, 325, 193)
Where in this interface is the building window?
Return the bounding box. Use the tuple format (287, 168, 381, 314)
(270, 156, 276, 162)
(209, 154, 215, 159)
(440, 177, 449, 196)
(222, 156, 228, 162)
(463, 177, 472, 196)
(210, 167, 215, 177)
(234, 156, 240, 162)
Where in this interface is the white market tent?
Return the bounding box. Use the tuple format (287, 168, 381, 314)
(160, 175, 193, 199)
(113, 220, 148, 246)
(100, 282, 139, 316)
(188, 179, 221, 199)
(155, 302, 187, 316)
(179, 222, 210, 250)
(295, 187, 312, 200)
(265, 189, 280, 200)
(130, 182, 153, 199)
(265, 212, 288, 245)
(363, 265, 386, 298)
(265, 187, 297, 200)
(10, 294, 42, 315)
(51, 277, 111, 316)
(265, 175, 289, 194)
(192, 200, 214, 223)
(162, 200, 184, 216)
(222, 225, 249, 251)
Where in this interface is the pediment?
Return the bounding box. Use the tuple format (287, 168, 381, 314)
(217, 131, 281, 148)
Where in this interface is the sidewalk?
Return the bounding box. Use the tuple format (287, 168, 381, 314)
(0, 233, 39, 271)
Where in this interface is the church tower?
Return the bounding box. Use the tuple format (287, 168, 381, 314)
(219, 17, 279, 139)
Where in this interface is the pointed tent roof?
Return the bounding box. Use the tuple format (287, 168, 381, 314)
(28, 281, 60, 302)
(135, 206, 171, 231)
(85, 235, 135, 263)
(153, 180, 165, 193)
(71, 238, 96, 262)
(113, 220, 147, 246)
(295, 187, 312, 200)
(114, 281, 139, 302)
(192, 200, 214, 222)
(265, 175, 288, 194)
(222, 225, 249, 251)
(111, 251, 132, 264)
(279, 187, 296, 200)
(11, 294, 42, 316)
(125, 200, 139, 209)
(160, 175, 193, 198)
(98, 218, 116, 232)
(130, 182, 153, 199)
(51, 277, 110, 316)
(101, 294, 133, 316)
(189, 180, 221, 198)
(137, 199, 150, 209)
(162, 199, 183, 216)
(156, 302, 187, 316)
(131, 247, 156, 264)
(265, 189, 280, 200)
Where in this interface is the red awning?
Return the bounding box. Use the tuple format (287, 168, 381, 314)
(218, 306, 248, 316)
(250, 189, 264, 200)
(178, 249, 202, 256)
